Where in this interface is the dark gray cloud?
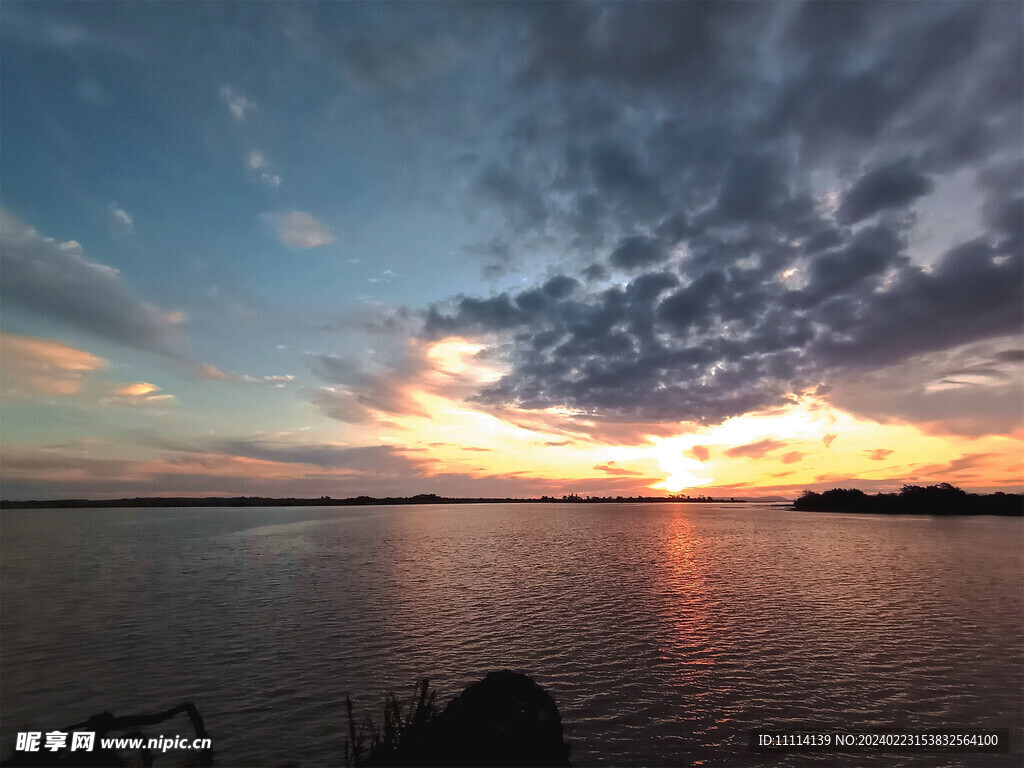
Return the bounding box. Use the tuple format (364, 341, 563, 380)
(542, 275, 579, 299)
(838, 158, 934, 224)
(215, 440, 436, 476)
(609, 236, 668, 270)
(516, 1, 769, 91)
(419, 1, 1022, 429)
(475, 165, 548, 231)
(0, 210, 186, 355)
(802, 223, 908, 305)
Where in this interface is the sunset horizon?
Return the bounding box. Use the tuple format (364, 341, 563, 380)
(2, 3, 1022, 504)
(2, 3, 1022, 765)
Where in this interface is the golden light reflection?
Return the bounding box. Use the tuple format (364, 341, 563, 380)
(657, 512, 713, 653)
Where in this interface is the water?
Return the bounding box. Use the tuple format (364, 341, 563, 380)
(1, 503, 1021, 766)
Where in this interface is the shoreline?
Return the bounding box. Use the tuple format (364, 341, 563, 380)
(0, 493, 754, 510)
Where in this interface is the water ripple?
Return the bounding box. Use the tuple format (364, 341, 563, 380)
(2, 504, 1021, 767)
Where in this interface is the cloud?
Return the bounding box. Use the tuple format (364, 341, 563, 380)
(103, 381, 174, 407)
(220, 85, 255, 121)
(916, 452, 999, 478)
(247, 151, 281, 187)
(310, 353, 429, 423)
(0, 332, 106, 397)
(108, 203, 134, 233)
(781, 451, 805, 465)
(265, 211, 335, 249)
(196, 363, 293, 387)
(335, 34, 458, 92)
(838, 157, 934, 224)
(199, 363, 231, 380)
(214, 440, 436, 476)
(864, 449, 894, 461)
(593, 462, 646, 477)
(311, 387, 375, 424)
(0, 441, 669, 500)
(424, 2, 1021, 430)
(609, 236, 668, 270)
(0, 210, 186, 355)
(723, 439, 786, 460)
(240, 374, 294, 387)
(687, 445, 710, 462)
(827, 338, 1024, 436)
(116, 382, 159, 396)
(1, 4, 140, 56)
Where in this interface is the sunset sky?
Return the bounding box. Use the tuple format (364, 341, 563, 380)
(1, 1, 1021, 500)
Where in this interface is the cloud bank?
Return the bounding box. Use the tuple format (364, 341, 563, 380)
(421, 1, 1022, 432)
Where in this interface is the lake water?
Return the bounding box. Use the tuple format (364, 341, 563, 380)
(1, 503, 1021, 767)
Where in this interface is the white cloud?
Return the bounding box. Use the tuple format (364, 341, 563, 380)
(108, 203, 133, 232)
(247, 151, 282, 187)
(220, 85, 255, 121)
(197, 364, 292, 386)
(241, 374, 295, 387)
(265, 211, 335, 249)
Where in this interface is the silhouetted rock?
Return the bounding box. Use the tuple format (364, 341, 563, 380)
(355, 671, 571, 767)
(426, 671, 570, 767)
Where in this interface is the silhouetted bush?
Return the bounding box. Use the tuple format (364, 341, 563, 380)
(795, 484, 1022, 516)
(345, 671, 571, 767)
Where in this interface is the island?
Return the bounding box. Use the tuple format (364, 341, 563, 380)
(794, 483, 1022, 516)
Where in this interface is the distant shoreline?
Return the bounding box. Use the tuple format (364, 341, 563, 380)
(0, 493, 754, 509)
(4, 485, 1020, 513)
(794, 484, 1022, 516)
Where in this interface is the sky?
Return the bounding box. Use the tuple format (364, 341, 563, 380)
(1, 1, 1022, 500)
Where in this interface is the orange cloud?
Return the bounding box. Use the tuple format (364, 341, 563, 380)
(0, 332, 106, 397)
(864, 449, 894, 461)
(593, 462, 646, 477)
(295, 337, 1024, 498)
(116, 382, 159, 396)
(724, 438, 786, 459)
(104, 382, 174, 408)
(687, 445, 710, 462)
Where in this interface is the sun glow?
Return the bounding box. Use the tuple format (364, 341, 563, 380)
(426, 339, 486, 374)
(319, 339, 1022, 497)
